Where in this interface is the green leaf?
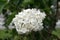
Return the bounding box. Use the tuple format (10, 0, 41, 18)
(4, 11, 17, 28)
(0, 0, 8, 13)
(6, 0, 23, 12)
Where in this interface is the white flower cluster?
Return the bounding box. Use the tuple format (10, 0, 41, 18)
(12, 8, 46, 34)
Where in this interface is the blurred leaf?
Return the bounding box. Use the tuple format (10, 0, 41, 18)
(0, 0, 8, 13)
(4, 11, 17, 28)
(6, 0, 23, 12)
(21, 0, 34, 8)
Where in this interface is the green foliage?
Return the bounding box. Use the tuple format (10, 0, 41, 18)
(21, 0, 34, 8)
(0, 29, 12, 40)
(0, 0, 8, 13)
(0, 0, 59, 40)
(4, 12, 17, 28)
(6, 0, 23, 12)
(52, 28, 60, 38)
(0, 29, 60, 40)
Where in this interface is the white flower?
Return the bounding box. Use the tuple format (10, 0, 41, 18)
(51, 5, 55, 9)
(12, 8, 46, 34)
